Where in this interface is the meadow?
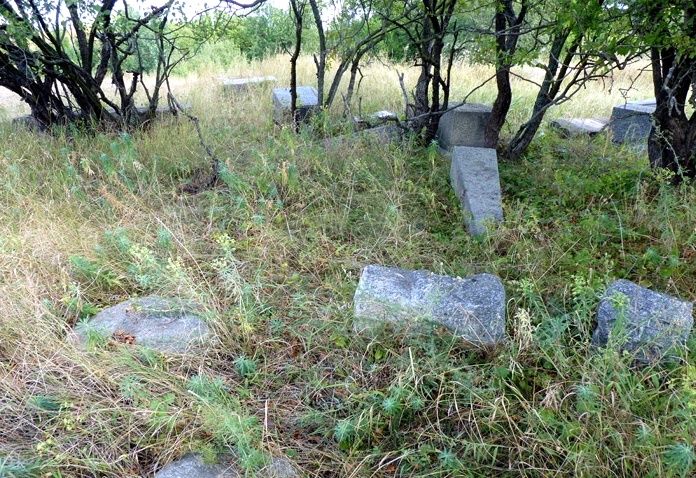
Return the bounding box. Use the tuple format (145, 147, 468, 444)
(0, 55, 694, 477)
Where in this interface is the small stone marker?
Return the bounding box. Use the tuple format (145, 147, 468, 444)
(272, 86, 319, 125)
(450, 146, 504, 236)
(221, 76, 277, 93)
(437, 103, 492, 150)
(353, 265, 506, 347)
(550, 118, 607, 137)
(154, 454, 298, 478)
(592, 280, 693, 363)
(74, 296, 211, 353)
(610, 99, 655, 144)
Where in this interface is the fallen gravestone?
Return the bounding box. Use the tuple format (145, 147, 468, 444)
(221, 76, 277, 93)
(610, 99, 655, 144)
(592, 280, 693, 363)
(353, 265, 506, 347)
(354, 110, 399, 129)
(154, 454, 299, 478)
(436, 103, 492, 151)
(74, 296, 211, 353)
(550, 118, 608, 137)
(450, 146, 504, 236)
(273, 86, 319, 125)
(324, 124, 404, 148)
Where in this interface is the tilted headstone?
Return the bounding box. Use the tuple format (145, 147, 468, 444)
(450, 146, 503, 236)
(437, 103, 492, 151)
(272, 86, 319, 125)
(221, 76, 277, 93)
(610, 99, 655, 144)
(550, 118, 607, 137)
(353, 265, 506, 347)
(74, 296, 211, 353)
(592, 280, 693, 363)
(154, 454, 298, 478)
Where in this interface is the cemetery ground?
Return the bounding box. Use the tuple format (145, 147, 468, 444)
(0, 57, 695, 477)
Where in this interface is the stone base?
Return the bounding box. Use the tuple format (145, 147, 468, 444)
(450, 146, 503, 236)
(437, 103, 492, 150)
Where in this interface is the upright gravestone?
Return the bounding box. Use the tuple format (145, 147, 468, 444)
(272, 86, 319, 125)
(450, 146, 504, 236)
(353, 265, 506, 347)
(610, 99, 656, 144)
(592, 280, 693, 363)
(221, 76, 277, 93)
(437, 103, 492, 151)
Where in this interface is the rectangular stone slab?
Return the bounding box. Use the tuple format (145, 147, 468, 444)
(610, 99, 655, 144)
(273, 86, 319, 125)
(353, 265, 506, 347)
(437, 103, 492, 151)
(450, 146, 504, 236)
(551, 118, 607, 137)
(221, 75, 277, 93)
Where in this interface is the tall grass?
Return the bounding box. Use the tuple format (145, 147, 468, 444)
(0, 56, 693, 477)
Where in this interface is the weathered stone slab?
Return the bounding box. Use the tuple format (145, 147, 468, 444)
(437, 103, 492, 150)
(592, 280, 693, 363)
(221, 76, 277, 93)
(273, 86, 319, 125)
(450, 146, 503, 236)
(353, 265, 506, 346)
(154, 454, 298, 478)
(610, 99, 655, 144)
(550, 118, 607, 137)
(74, 296, 211, 353)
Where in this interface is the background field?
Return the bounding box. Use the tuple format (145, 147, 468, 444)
(0, 56, 694, 477)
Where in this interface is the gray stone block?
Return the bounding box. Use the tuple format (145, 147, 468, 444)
(154, 454, 299, 478)
(353, 265, 506, 347)
(74, 296, 211, 353)
(550, 118, 607, 137)
(592, 280, 693, 363)
(450, 146, 503, 236)
(273, 86, 319, 125)
(437, 103, 492, 150)
(610, 99, 655, 144)
(221, 76, 277, 93)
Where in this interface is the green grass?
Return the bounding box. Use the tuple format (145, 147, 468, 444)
(0, 58, 694, 477)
